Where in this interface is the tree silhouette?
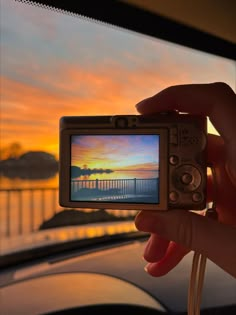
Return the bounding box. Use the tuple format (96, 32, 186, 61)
(0, 142, 23, 160)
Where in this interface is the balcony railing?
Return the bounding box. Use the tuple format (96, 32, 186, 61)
(0, 187, 139, 239)
(0, 188, 59, 238)
(71, 178, 159, 201)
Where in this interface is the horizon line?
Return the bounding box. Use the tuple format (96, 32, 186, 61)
(114, 169, 159, 171)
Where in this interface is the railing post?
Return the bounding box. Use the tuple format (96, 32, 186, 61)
(30, 189, 34, 232)
(6, 190, 10, 237)
(41, 189, 45, 222)
(18, 190, 23, 235)
(134, 178, 137, 195)
(71, 181, 74, 194)
(96, 179, 99, 190)
(52, 188, 57, 215)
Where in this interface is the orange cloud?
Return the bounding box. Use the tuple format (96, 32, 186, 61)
(1, 48, 229, 157)
(1, 60, 170, 157)
(71, 135, 159, 172)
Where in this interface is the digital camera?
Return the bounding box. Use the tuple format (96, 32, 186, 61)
(59, 114, 207, 210)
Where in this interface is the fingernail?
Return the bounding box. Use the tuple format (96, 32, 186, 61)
(144, 264, 149, 272)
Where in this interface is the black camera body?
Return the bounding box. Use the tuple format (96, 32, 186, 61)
(59, 114, 207, 211)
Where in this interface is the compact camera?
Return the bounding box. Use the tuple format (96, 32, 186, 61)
(59, 114, 207, 211)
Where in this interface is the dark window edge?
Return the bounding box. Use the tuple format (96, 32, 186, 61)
(23, 0, 236, 60)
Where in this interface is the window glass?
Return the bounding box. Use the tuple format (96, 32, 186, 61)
(0, 0, 235, 254)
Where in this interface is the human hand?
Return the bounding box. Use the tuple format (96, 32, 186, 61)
(134, 82, 236, 278)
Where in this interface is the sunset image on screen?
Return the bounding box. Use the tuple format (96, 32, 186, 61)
(71, 135, 160, 203)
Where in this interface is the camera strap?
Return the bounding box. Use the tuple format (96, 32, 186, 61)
(187, 166, 218, 315)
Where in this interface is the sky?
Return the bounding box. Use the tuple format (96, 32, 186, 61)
(1, 0, 235, 158)
(71, 135, 159, 170)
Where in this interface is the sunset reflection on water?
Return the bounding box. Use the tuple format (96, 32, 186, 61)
(1, 221, 137, 255)
(0, 174, 59, 189)
(78, 170, 159, 181)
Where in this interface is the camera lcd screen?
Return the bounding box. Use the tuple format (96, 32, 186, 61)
(70, 135, 160, 204)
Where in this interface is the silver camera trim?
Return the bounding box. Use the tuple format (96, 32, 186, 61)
(59, 114, 207, 211)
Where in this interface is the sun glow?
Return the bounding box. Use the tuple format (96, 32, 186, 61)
(1, 0, 234, 159)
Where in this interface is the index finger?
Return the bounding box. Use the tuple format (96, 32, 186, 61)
(136, 82, 236, 145)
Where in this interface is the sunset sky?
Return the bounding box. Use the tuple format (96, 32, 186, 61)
(71, 135, 159, 170)
(1, 0, 235, 158)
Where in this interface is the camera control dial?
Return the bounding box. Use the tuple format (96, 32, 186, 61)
(181, 173, 193, 185)
(173, 165, 202, 192)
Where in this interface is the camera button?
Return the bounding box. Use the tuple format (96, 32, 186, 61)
(170, 128, 178, 145)
(169, 191, 179, 202)
(169, 155, 179, 165)
(192, 192, 203, 202)
(181, 173, 193, 185)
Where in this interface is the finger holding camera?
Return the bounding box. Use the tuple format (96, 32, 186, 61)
(135, 82, 236, 278)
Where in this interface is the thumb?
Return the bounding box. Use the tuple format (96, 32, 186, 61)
(135, 210, 236, 278)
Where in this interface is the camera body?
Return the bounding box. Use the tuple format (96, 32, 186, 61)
(59, 114, 207, 211)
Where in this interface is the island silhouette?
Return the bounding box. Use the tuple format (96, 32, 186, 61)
(71, 165, 113, 178)
(39, 209, 136, 230)
(0, 151, 58, 179)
